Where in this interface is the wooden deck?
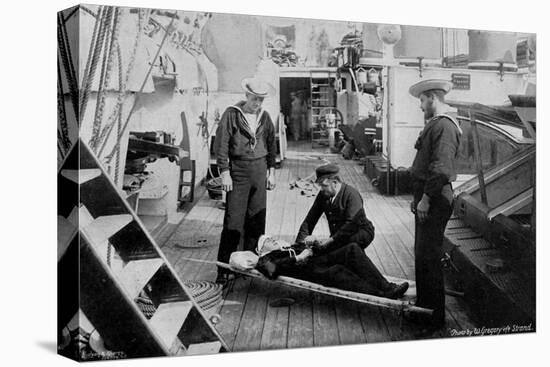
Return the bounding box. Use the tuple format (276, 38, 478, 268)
(159, 141, 477, 351)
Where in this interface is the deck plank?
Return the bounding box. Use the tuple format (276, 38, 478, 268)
(287, 287, 315, 349)
(232, 277, 271, 352)
(334, 298, 367, 345)
(259, 283, 291, 350)
(215, 277, 252, 351)
(312, 292, 340, 347)
(286, 157, 316, 349)
(260, 160, 294, 349)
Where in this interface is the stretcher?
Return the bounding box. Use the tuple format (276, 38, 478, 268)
(180, 257, 433, 317)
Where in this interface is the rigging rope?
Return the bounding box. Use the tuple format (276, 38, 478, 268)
(90, 6, 117, 152)
(57, 12, 79, 127)
(96, 9, 144, 156)
(57, 61, 72, 155)
(101, 13, 176, 162)
(79, 5, 103, 124)
(114, 44, 124, 186)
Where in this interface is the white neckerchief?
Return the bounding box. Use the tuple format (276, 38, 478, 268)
(228, 105, 265, 136)
(244, 112, 259, 134)
(429, 105, 463, 135)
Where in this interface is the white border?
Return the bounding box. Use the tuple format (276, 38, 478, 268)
(3, 1, 546, 366)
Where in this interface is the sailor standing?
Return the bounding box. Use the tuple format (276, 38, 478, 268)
(408, 79, 462, 333)
(214, 77, 277, 285)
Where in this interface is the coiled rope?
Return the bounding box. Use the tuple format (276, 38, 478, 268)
(183, 280, 223, 310)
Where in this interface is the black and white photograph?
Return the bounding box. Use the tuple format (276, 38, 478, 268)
(49, 0, 542, 364)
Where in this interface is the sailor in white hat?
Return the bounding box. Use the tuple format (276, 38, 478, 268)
(407, 79, 462, 334)
(214, 76, 277, 286)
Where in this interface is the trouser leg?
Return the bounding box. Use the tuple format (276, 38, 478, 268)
(300, 113, 308, 139)
(327, 243, 390, 292)
(309, 263, 382, 296)
(242, 159, 267, 251)
(414, 195, 452, 325)
(243, 159, 267, 252)
(290, 116, 300, 141)
(217, 165, 250, 267)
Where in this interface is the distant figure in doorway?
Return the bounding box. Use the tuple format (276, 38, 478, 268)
(408, 79, 462, 334)
(290, 91, 307, 140)
(214, 76, 277, 286)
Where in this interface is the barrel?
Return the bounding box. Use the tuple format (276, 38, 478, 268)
(393, 25, 442, 61)
(468, 30, 518, 70)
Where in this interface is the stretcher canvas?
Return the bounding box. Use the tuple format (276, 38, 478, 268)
(57, 3, 536, 362)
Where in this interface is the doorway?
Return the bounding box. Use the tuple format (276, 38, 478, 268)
(279, 77, 311, 143)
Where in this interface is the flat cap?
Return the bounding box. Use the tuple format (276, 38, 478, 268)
(315, 164, 340, 183)
(409, 79, 453, 99)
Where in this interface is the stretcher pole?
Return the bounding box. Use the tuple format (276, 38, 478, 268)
(191, 258, 433, 317)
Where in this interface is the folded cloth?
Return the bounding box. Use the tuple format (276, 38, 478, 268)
(229, 251, 259, 271)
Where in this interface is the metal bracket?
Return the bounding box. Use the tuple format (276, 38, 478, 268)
(498, 61, 505, 81)
(417, 56, 424, 78)
(441, 252, 460, 273)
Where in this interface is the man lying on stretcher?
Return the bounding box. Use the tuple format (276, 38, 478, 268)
(252, 163, 408, 300)
(254, 235, 409, 300)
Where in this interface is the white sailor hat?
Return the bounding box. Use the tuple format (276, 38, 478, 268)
(241, 77, 276, 97)
(408, 79, 453, 99)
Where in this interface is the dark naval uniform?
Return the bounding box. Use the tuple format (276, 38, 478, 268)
(296, 182, 375, 250)
(215, 101, 277, 266)
(291, 180, 401, 297)
(410, 113, 461, 325)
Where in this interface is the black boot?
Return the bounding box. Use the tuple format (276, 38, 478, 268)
(215, 267, 234, 288)
(383, 282, 409, 299)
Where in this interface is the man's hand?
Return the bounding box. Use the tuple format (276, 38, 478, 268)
(296, 248, 313, 264)
(410, 200, 416, 214)
(266, 171, 276, 190)
(221, 171, 233, 192)
(303, 235, 317, 246)
(416, 194, 430, 223)
(316, 238, 333, 249)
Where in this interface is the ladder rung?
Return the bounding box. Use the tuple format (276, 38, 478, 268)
(186, 341, 222, 356)
(149, 301, 193, 349)
(76, 205, 95, 229)
(82, 214, 133, 247)
(66, 309, 94, 331)
(58, 215, 77, 261)
(118, 258, 164, 299)
(61, 169, 101, 185)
